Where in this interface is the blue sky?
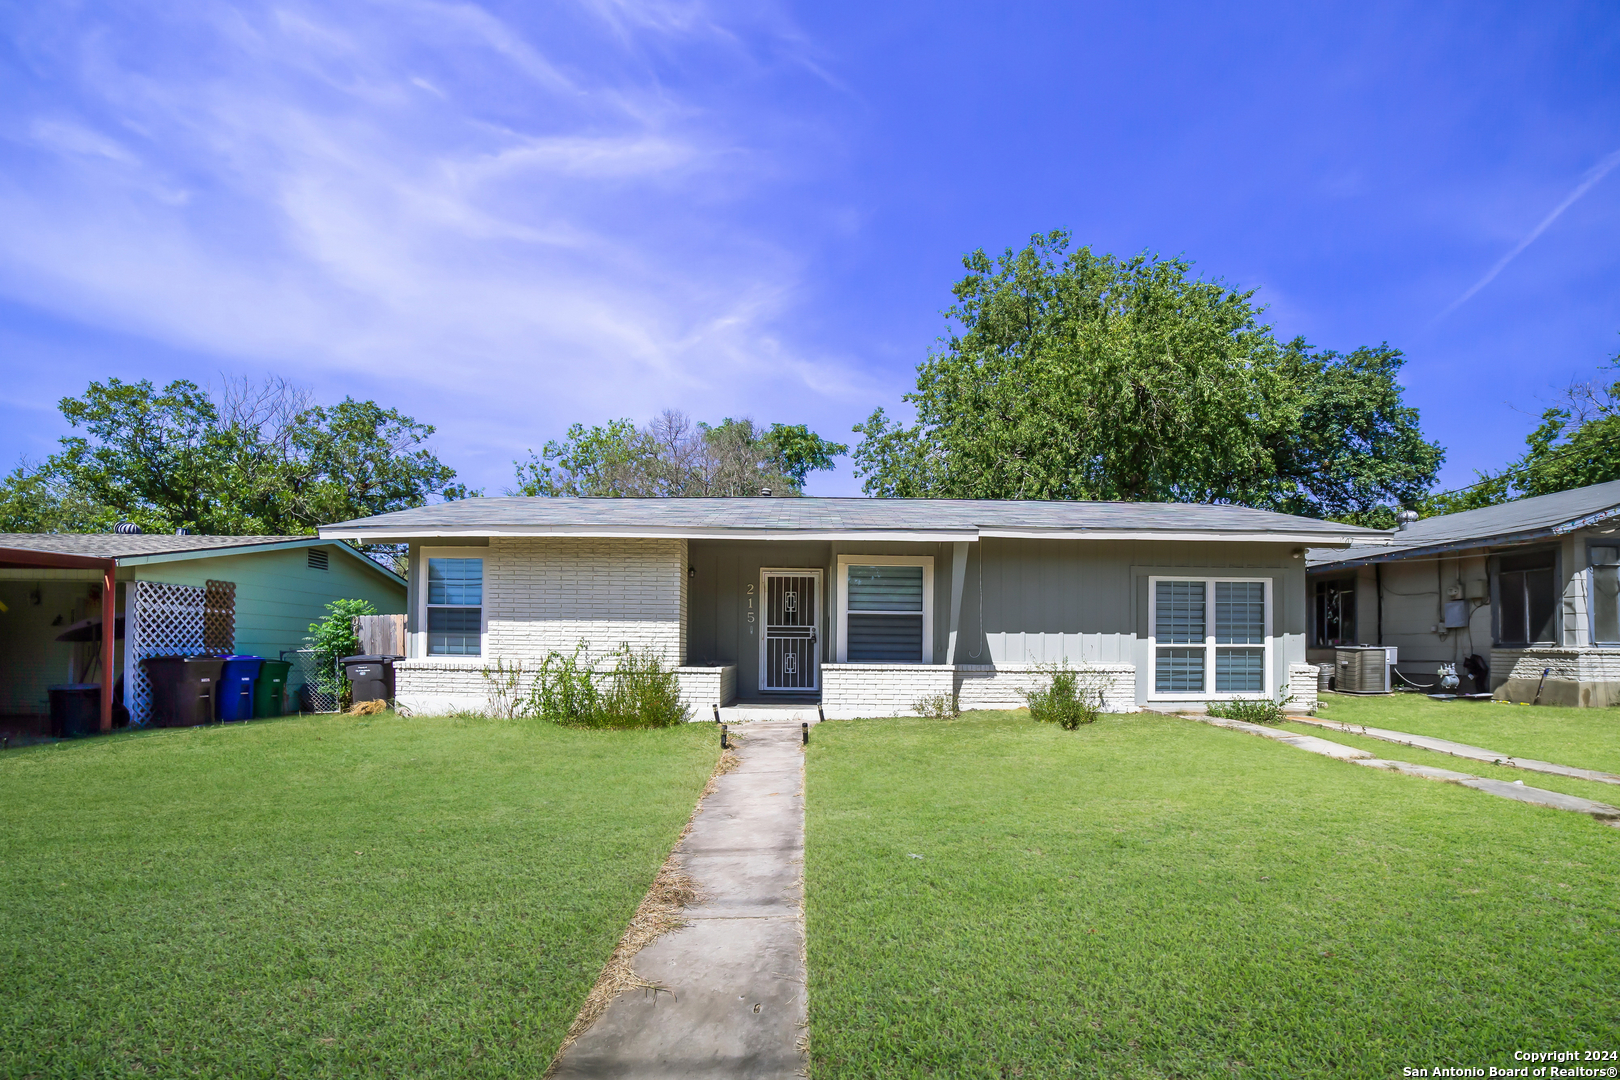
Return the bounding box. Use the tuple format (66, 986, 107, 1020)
(2, 1, 1617, 499)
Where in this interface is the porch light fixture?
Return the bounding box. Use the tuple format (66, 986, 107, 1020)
(689, 565, 696, 578)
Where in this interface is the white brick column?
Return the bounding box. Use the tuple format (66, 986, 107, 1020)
(1287, 662, 1319, 714)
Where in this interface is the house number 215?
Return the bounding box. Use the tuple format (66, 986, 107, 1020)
(746, 582, 755, 632)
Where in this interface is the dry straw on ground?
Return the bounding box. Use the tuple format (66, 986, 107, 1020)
(548, 745, 740, 1072)
(346, 699, 388, 717)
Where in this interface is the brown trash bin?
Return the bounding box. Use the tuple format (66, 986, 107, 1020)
(140, 656, 225, 727)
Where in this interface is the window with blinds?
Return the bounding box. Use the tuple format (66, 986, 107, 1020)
(847, 564, 924, 662)
(427, 557, 483, 656)
(1152, 578, 1270, 696)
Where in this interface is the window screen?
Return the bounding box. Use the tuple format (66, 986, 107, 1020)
(1215, 648, 1265, 694)
(427, 557, 482, 655)
(1156, 648, 1205, 693)
(847, 565, 924, 662)
(1155, 581, 1206, 643)
(1216, 581, 1266, 644)
(1314, 579, 1356, 647)
(1497, 552, 1556, 646)
(1592, 546, 1619, 645)
(1156, 581, 1207, 692)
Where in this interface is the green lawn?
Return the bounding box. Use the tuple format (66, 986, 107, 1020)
(0, 713, 718, 1079)
(1316, 692, 1620, 775)
(806, 711, 1620, 1079)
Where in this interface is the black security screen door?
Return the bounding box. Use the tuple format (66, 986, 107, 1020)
(763, 572, 818, 691)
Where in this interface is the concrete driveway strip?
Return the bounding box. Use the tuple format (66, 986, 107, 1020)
(1195, 714, 1620, 826)
(552, 719, 809, 1079)
(1289, 716, 1620, 787)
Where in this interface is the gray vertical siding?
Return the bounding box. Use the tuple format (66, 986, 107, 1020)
(689, 536, 1305, 703)
(959, 537, 1303, 667)
(686, 540, 835, 695)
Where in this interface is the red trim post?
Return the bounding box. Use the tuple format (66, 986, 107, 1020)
(101, 564, 116, 733)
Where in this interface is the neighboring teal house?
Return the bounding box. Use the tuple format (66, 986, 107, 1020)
(0, 533, 406, 732)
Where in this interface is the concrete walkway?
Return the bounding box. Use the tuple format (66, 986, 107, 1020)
(552, 720, 809, 1079)
(1288, 715, 1620, 787)
(1195, 714, 1620, 826)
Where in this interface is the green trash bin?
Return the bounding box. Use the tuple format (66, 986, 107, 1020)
(253, 659, 292, 718)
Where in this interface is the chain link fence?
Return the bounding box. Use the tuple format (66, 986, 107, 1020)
(284, 648, 340, 713)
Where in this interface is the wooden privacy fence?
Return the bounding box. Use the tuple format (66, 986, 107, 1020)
(353, 613, 407, 657)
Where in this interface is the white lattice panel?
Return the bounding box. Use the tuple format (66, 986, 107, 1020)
(123, 581, 209, 728)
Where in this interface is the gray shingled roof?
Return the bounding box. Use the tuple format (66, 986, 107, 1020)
(1309, 477, 1620, 569)
(0, 533, 318, 559)
(319, 496, 1384, 541)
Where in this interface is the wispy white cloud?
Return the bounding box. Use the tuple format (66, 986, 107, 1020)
(1435, 149, 1620, 322)
(0, 0, 876, 485)
(28, 118, 140, 164)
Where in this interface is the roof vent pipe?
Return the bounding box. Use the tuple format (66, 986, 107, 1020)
(760, 488, 772, 497)
(115, 521, 143, 534)
(1395, 509, 1419, 531)
(175, 527, 191, 535)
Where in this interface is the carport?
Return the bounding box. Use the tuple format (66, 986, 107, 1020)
(0, 545, 118, 733)
(0, 532, 407, 735)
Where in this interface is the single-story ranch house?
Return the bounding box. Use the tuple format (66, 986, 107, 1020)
(1307, 477, 1620, 707)
(318, 498, 1384, 718)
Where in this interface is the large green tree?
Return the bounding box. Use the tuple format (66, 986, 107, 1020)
(1428, 350, 1620, 514)
(854, 231, 1442, 525)
(513, 410, 847, 497)
(0, 377, 470, 535)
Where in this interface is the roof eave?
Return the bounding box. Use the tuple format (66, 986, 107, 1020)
(320, 525, 1386, 545)
(115, 537, 407, 587)
(0, 547, 116, 570)
(1309, 524, 1586, 571)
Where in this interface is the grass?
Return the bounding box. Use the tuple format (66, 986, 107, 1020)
(1315, 692, 1620, 775)
(0, 712, 719, 1079)
(806, 710, 1620, 1079)
(1277, 721, 1620, 807)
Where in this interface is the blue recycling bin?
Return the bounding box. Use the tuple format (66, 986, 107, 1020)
(216, 655, 263, 721)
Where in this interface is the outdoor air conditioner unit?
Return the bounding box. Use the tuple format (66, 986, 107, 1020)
(1335, 645, 1393, 694)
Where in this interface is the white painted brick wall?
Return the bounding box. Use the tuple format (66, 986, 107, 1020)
(395, 657, 734, 719)
(1287, 662, 1319, 714)
(955, 664, 1137, 713)
(486, 537, 686, 663)
(676, 666, 737, 719)
(1493, 647, 1620, 682)
(821, 664, 956, 718)
(395, 659, 490, 716)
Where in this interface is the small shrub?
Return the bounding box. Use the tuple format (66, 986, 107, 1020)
(1205, 687, 1293, 725)
(306, 598, 378, 710)
(913, 692, 960, 720)
(522, 642, 690, 728)
(481, 658, 528, 720)
(603, 645, 690, 728)
(1021, 662, 1104, 730)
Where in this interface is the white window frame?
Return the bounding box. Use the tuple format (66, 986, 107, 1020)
(1589, 541, 1620, 647)
(1147, 575, 1273, 700)
(836, 555, 935, 664)
(419, 547, 488, 658)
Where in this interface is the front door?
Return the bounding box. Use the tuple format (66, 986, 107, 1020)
(761, 570, 820, 692)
